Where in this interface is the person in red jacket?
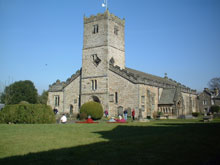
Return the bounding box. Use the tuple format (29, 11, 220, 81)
(86, 115, 94, 123)
(132, 109, 135, 120)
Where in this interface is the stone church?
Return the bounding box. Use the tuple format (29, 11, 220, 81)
(47, 10, 198, 118)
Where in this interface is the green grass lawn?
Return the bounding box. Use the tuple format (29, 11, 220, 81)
(0, 119, 220, 165)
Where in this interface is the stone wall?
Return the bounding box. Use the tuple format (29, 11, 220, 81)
(107, 17, 125, 69)
(214, 99, 220, 106)
(139, 84, 159, 118)
(83, 18, 107, 49)
(63, 76, 80, 114)
(108, 70, 138, 117)
(181, 92, 197, 115)
(82, 46, 108, 78)
(198, 92, 211, 113)
(47, 91, 64, 114)
(191, 94, 198, 113)
(80, 76, 109, 111)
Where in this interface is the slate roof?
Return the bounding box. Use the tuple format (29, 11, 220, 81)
(109, 64, 196, 94)
(203, 88, 212, 95)
(48, 81, 64, 92)
(126, 67, 177, 86)
(158, 88, 176, 104)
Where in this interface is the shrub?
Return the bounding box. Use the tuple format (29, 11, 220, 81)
(210, 105, 220, 114)
(19, 101, 29, 104)
(0, 104, 56, 124)
(192, 112, 200, 117)
(80, 101, 103, 120)
(157, 112, 163, 116)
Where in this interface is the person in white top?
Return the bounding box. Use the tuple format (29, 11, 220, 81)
(60, 114, 67, 124)
(118, 115, 122, 120)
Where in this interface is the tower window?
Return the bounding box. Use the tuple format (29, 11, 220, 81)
(91, 54, 101, 66)
(114, 26, 119, 35)
(54, 95, 60, 106)
(115, 92, 118, 104)
(141, 96, 145, 104)
(92, 80, 94, 90)
(141, 105, 145, 111)
(91, 80, 97, 90)
(95, 80, 97, 90)
(93, 24, 99, 34)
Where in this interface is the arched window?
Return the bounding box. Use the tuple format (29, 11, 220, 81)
(92, 96, 100, 103)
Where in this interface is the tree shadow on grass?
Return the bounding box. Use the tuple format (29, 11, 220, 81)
(1, 123, 220, 165)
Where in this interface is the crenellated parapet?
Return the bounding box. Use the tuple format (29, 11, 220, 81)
(48, 69, 81, 92)
(64, 69, 81, 87)
(48, 79, 65, 92)
(84, 10, 125, 26)
(109, 63, 197, 94)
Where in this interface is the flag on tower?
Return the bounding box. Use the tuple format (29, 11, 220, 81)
(102, 0, 107, 10)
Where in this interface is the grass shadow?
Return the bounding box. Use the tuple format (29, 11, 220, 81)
(0, 122, 220, 165)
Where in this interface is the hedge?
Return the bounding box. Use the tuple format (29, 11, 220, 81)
(192, 112, 200, 117)
(210, 105, 220, 114)
(80, 101, 103, 120)
(0, 104, 56, 124)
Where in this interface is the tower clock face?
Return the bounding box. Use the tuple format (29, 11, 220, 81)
(91, 54, 101, 66)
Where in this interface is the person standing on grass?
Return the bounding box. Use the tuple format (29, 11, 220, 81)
(60, 114, 67, 124)
(53, 108, 58, 114)
(132, 109, 135, 120)
(124, 109, 128, 120)
(104, 109, 108, 118)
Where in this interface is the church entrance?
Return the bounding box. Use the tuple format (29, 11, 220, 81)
(92, 96, 100, 103)
(117, 106, 123, 116)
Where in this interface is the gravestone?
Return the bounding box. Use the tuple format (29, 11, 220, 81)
(118, 106, 123, 116)
(138, 108, 150, 122)
(127, 107, 131, 117)
(138, 108, 143, 120)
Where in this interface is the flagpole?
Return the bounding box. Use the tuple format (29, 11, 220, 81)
(102, 0, 108, 11)
(106, 0, 108, 10)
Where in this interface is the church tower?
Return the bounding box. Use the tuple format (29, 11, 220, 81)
(81, 10, 125, 108)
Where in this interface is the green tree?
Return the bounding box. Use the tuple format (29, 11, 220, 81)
(38, 90, 48, 104)
(210, 105, 220, 114)
(0, 92, 4, 103)
(1, 80, 38, 105)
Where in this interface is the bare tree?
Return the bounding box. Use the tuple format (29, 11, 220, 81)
(208, 77, 220, 90)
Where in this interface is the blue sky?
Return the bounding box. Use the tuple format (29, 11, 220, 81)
(0, 0, 220, 94)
